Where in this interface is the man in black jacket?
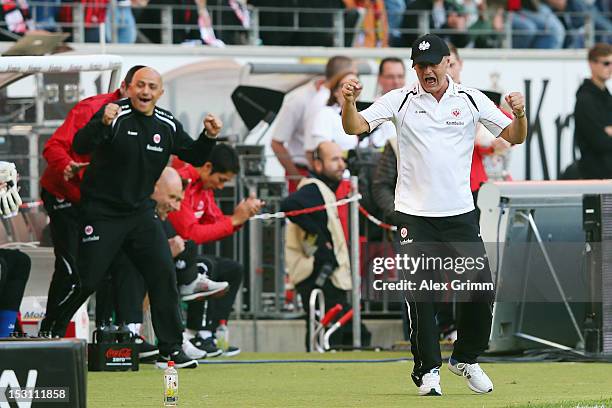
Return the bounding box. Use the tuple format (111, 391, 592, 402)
(280, 141, 370, 350)
(51, 67, 220, 368)
(575, 43, 612, 179)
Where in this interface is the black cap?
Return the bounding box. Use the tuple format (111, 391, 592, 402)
(411, 34, 450, 66)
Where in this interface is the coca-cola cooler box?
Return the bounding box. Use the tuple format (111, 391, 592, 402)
(87, 328, 139, 372)
(0, 338, 87, 408)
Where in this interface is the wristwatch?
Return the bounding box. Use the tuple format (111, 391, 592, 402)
(513, 108, 526, 119)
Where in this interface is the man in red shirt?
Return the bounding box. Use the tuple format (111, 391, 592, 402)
(39, 65, 145, 334)
(169, 144, 263, 356)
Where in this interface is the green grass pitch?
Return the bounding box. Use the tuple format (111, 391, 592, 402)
(88, 352, 612, 407)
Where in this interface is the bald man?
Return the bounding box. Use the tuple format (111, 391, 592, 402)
(51, 67, 222, 369)
(152, 167, 184, 220)
(280, 141, 370, 350)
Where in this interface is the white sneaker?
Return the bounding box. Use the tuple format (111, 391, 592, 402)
(448, 358, 493, 394)
(418, 368, 442, 396)
(182, 338, 207, 360)
(179, 273, 229, 302)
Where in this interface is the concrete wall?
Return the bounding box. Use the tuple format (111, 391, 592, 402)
(230, 319, 404, 352)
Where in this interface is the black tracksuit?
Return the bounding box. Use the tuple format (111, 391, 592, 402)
(94, 251, 147, 326)
(394, 210, 494, 386)
(39, 190, 146, 331)
(51, 98, 216, 354)
(39, 190, 80, 332)
(574, 79, 612, 179)
(0, 249, 31, 311)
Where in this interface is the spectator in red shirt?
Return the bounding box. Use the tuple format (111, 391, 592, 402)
(39, 65, 145, 334)
(169, 144, 264, 356)
(58, 0, 109, 42)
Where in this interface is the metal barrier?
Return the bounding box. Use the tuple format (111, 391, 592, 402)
(3, 2, 610, 48)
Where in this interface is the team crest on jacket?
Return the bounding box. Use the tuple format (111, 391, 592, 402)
(82, 225, 100, 242)
(451, 108, 461, 117)
(153, 134, 161, 144)
(400, 227, 408, 238)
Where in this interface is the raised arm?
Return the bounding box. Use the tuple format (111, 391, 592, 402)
(72, 103, 118, 154)
(172, 113, 219, 166)
(498, 92, 528, 145)
(341, 78, 370, 135)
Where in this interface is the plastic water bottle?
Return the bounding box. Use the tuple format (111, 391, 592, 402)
(163, 361, 178, 407)
(216, 321, 229, 352)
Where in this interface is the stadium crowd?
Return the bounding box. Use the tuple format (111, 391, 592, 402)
(1, 0, 610, 47)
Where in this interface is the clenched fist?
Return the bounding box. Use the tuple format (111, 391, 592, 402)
(341, 79, 363, 105)
(168, 235, 185, 258)
(204, 113, 223, 138)
(102, 103, 121, 126)
(505, 92, 526, 117)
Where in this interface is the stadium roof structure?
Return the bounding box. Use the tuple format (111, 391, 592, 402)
(0, 54, 123, 91)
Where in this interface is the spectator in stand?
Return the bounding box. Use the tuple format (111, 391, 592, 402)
(207, 0, 251, 45)
(575, 43, 612, 179)
(468, 0, 505, 48)
(271, 55, 355, 193)
(296, 0, 345, 46)
(171, 0, 201, 44)
(0, 0, 30, 40)
(400, 0, 471, 47)
(249, 0, 298, 45)
(32, 0, 61, 32)
(169, 144, 264, 357)
(562, 0, 612, 46)
(56, 0, 109, 42)
(302, 56, 357, 168)
(361, 56, 405, 148)
(105, 0, 137, 43)
(511, 0, 565, 48)
(376, 57, 406, 96)
(305, 71, 361, 157)
(440, 1, 471, 48)
(385, 0, 407, 46)
(84, 0, 109, 42)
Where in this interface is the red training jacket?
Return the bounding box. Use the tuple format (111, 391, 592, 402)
(40, 90, 121, 203)
(168, 160, 240, 244)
